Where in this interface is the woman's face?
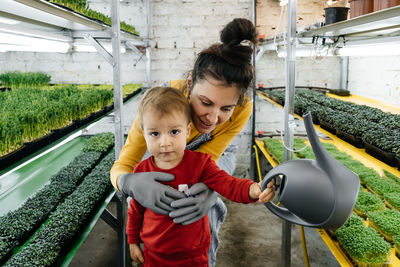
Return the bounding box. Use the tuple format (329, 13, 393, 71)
(189, 77, 240, 134)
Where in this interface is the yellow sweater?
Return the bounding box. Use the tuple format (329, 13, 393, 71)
(110, 80, 253, 190)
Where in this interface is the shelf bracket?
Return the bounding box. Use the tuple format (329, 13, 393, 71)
(255, 45, 266, 62)
(125, 41, 147, 61)
(84, 33, 115, 67)
(101, 208, 119, 232)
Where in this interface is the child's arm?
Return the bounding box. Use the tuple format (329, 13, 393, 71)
(249, 180, 275, 203)
(126, 198, 145, 246)
(129, 244, 144, 264)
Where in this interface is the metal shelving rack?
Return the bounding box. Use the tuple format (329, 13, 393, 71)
(256, 5, 400, 59)
(253, 2, 400, 266)
(0, 1, 151, 266)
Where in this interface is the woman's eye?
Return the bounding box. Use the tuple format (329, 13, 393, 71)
(202, 101, 211, 106)
(171, 129, 180, 135)
(150, 132, 159, 137)
(222, 107, 233, 112)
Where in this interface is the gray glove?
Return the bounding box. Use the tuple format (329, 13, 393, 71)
(169, 182, 218, 225)
(118, 172, 186, 215)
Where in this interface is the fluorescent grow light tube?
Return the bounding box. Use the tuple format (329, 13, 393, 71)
(72, 43, 126, 53)
(336, 44, 400, 56)
(0, 32, 70, 53)
(336, 36, 400, 56)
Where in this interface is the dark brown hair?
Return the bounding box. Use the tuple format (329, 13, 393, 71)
(138, 87, 191, 129)
(190, 18, 258, 105)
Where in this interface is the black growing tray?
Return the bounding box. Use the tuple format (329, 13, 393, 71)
(336, 129, 364, 148)
(319, 120, 337, 134)
(395, 156, 400, 170)
(365, 142, 398, 167)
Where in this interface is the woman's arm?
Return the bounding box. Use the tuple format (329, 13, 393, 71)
(110, 115, 185, 215)
(110, 115, 147, 190)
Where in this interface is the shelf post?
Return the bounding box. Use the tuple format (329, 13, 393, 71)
(340, 56, 349, 90)
(250, 0, 257, 180)
(110, 1, 126, 267)
(282, 0, 297, 266)
(145, 0, 152, 88)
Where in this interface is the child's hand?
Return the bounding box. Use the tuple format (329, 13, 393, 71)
(258, 180, 275, 203)
(249, 183, 262, 200)
(129, 244, 144, 264)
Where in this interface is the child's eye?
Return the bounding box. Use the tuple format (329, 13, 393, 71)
(150, 132, 159, 137)
(171, 129, 180, 135)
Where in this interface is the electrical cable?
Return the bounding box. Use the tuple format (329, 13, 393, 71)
(253, 145, 263, 182)
(300, 226, 310, 267)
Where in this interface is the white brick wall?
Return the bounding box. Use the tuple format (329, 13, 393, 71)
(348, 55, 400, 106)
(0, 0, 399, 107)
(256, 53, 341, 89)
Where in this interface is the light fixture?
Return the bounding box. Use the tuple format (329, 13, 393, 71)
(72, 43, 126, 53)
(276, 44, 335, 58)
(336, 37, 400, 57)
(336, 44, 400, 56)
(0, 32, 70, 53)
(0, 17, 19, 25)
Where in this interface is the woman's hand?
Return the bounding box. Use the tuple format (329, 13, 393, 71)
(118, 172, 186, 215)
(249, 180, 275, 203)
(129, 244, 144, 264)
(169, 182, 217, 225)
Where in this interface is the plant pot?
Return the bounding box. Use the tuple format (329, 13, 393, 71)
(336, 129, 364, 148)
(324, 7, 350, 24)
(319, 120, 337, 134)
(374, 0, 400, 11)
(364, 142, 398, 167)
(349, 0, 374, 18)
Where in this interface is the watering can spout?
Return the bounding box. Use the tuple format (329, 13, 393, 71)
(261, 112, 360, 229)
(303, 112, 332, 166)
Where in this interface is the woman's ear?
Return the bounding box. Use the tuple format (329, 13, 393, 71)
(186, 122, 192, 138)
(187, 72, 192, 90)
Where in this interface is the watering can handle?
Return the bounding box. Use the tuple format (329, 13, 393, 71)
(261, 172, 319, 227)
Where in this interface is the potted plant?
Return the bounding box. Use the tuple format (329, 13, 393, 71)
(324, 0, 350, 24)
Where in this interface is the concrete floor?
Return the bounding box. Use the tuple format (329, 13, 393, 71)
(69, 93, 340, 266)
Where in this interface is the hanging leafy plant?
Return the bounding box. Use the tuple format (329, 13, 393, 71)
(48, 0, 139, 35)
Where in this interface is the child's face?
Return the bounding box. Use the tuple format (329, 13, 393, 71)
(142, 107, 191, 169)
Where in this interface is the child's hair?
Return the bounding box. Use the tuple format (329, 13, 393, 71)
(138, 86, 191, 129)
(189, 18, 258, 105)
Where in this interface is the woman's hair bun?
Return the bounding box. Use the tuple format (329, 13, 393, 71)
(219, 18, 258, 66)
(220, 18, 258, 47)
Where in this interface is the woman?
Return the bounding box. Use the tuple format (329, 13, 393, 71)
(111, 18, 272, 266)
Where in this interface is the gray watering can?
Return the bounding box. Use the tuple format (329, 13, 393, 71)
(261, 112, 360, 229)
